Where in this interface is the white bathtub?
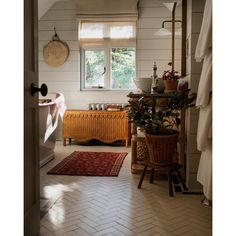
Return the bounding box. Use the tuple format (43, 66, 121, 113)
(39, 93, 65, 167)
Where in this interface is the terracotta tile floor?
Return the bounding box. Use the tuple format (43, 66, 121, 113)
(40, 142, 212, 236)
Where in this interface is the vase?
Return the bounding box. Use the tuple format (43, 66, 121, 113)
(134, 77, 153, 93)
(164, 80, 178, 93)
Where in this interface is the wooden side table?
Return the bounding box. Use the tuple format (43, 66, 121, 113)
(127, 92, 187, 178)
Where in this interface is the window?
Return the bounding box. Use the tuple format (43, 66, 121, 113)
(84, 49, 105, 88)
(79, 21, 136, 90)
(111, 47, 135, 90)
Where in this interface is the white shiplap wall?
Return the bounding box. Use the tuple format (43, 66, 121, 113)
(38, 0, 182, 137)
(185, 0, 205, 190)
(39, 0, 131, 112)
(39, 0, 182, 109)
(137, 0, 182, 78)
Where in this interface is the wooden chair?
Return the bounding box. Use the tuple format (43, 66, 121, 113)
(137, 134, 188, 197)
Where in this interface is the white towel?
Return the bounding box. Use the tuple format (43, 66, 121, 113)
(195, 0, 212, 62)
(196, 49, 212, 108)
(197, 139, 212, 200)
(44, 106, 59, 143)
(195, 0, 212, 202)
(55, 92, 66, 119)
(197, 97, 212, 151)
(44, 93, 66, 142)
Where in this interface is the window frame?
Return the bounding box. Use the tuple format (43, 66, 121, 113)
(81, 46, 110, 91)
(79, 20, 137, 91)
(80, 44, 136, 91)
(110, 46, 136, 91)
(80, 44, 137, 91)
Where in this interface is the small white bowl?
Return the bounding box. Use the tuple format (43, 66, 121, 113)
(134, 77, 153, 93)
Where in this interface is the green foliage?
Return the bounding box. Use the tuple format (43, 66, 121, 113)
(85, 50, 105, 87)
(111, 48, 135, 90)
(128, 97, 180, 134)
(85, 47, 135, 89)
(127, 90, 196, 135)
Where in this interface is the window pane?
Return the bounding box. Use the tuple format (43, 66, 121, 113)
(111, 48, 135, 90)
(80, 21, 136, 39)
(85, 50, 105, 88)
(110, 26, 134, 39)
(80, 23, 104, 39)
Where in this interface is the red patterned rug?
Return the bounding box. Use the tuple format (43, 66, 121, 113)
(47, 151, 127, 176)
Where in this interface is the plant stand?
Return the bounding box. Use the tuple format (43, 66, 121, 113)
(127, 92, 187, 179)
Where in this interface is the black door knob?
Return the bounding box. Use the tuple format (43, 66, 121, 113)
(31, 83, 48, 97)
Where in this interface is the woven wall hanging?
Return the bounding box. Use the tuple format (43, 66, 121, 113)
(43, 27, 69, 67)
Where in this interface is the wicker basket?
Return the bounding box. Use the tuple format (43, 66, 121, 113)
(145, 133, 179, 166)
(63, 110, 130, 147)
(137, 139, 149, 163)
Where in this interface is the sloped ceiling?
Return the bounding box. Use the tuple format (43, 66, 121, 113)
(38, 0, 69, 19)
(75, 0, 139, 14)
(38, 0, 139, 19)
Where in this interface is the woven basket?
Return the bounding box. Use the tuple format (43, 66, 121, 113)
(145, 133, 179, 166)
(43, 34, 69, 67)
(137, 139, 149, 163)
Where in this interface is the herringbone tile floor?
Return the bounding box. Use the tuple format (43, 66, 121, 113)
(40, 142, 212, 236)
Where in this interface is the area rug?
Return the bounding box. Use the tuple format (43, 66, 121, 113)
(47, 151, 128, 176)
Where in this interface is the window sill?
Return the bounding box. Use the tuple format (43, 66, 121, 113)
(80, 88, 136, 92)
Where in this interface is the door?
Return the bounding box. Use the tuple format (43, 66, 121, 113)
(24, 0, 40, 235)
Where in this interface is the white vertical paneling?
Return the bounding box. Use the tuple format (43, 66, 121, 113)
(185, 0, 206, 190)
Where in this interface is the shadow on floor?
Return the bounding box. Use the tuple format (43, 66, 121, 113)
(72, 139, 126, 147)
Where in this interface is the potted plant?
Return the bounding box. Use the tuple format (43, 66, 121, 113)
(162, 62, 180, 92)
(127, 89, 196, 171)
(128, 90, 195, 135)
(127, 90, 196, 194)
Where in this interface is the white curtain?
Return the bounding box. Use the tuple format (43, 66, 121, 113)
(195, 0, 212, 201)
